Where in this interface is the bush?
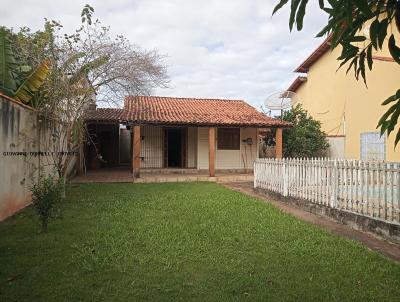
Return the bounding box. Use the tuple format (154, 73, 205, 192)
(31, 175, 63, 233)
(282, 104, 330, 158)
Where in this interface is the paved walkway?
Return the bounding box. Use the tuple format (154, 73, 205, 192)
(71, 168, 254, 184)
(223, 182, 400, 263)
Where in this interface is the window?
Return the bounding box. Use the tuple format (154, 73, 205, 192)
(360, 132, 385, 161)
(217, 128, 240, 150)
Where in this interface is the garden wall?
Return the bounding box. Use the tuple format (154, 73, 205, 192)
(0, 94, 76, 221)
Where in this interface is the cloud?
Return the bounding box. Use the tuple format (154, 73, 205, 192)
(1, 0, 328, 108)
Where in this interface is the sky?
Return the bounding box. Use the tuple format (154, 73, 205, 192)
(1, 0, 328, 110)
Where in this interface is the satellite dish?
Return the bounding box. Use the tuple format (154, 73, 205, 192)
(265, 91, 299, 111)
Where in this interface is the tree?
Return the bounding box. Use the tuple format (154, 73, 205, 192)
(273, 0, 400, 147)
(3, 5, 169, 188)
(281, 104, 329, 158)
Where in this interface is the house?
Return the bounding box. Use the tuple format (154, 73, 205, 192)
(84, 96, 290, 177)
(287, 35, 400, 162)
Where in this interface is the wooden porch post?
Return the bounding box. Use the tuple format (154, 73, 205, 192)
(208, 127, 216, 177)
(133, 125, 141, 178)
(275, 128, 283, 159)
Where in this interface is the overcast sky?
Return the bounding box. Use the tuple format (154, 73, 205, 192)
(1, 0, 327, 109)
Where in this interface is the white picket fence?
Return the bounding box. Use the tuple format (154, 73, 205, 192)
(254, 158, 400, 224)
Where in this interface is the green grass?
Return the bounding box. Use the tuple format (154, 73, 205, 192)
(1, 183, 399, 301)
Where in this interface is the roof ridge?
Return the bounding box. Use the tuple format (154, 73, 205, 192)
(125, 95, 246, 102)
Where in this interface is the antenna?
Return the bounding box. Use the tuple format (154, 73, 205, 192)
(264, 90, 300, 117)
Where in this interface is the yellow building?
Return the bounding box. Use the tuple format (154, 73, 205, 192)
(287, 35, 400, 162)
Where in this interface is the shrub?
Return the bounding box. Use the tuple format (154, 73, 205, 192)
(31, 175, 63, 233)
(282, 104, 330, 158)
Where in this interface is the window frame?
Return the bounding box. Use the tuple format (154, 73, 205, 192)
(217, 128, 241, 151)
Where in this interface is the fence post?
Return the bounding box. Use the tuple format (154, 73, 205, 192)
(330, 159, 338, 208)
(283, 158, 288, 197)
(254, 160, 257, 189)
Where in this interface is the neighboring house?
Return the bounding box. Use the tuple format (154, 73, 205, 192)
(287, 35, 400, 162)
(85, 96, 290, 177)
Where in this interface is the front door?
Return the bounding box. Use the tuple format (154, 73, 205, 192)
(164, 128, 187, 168)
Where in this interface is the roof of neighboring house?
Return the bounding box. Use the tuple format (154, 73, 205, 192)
(85, 96, 291, 128)
(287, 76, 307, 92)
(294, 35, 332, 73)
(85, 108, 125, 122)
(292, 34, 396, 74)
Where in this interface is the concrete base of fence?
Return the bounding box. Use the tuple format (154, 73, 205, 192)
(254, 187, 400, 243)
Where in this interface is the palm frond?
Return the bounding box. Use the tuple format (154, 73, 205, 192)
(14, 60, 50, 105)
(0, 28, 21, 96)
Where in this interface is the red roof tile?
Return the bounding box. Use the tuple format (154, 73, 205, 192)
(85, 96, 291, 128)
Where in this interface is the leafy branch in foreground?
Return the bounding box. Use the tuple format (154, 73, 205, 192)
(273, 0, 400, 146)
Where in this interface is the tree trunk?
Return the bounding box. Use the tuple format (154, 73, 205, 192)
(61, 177, 66, 200)
(41, 217, 48, 233)
(57, 169, 66, 200)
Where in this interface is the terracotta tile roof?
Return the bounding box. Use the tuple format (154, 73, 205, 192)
(294, 34, 332, 73)
(85, 96, 291, 127)
(287, 76, 307, 93)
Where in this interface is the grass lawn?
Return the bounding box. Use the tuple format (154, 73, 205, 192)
(1, 183, 400, 301)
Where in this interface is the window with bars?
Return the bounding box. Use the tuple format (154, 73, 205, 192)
(217, 128, 240, 150)
(360, 131, 386, 161)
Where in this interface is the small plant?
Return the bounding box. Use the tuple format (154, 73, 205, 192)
(31, 175, 63, 233)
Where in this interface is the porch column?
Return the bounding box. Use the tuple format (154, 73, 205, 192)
(275, 128, 283, 159)
(133, 125, 141, 178)
(208, 127, 216, 177)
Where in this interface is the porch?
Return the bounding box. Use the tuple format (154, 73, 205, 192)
(83, 123, 284, 179)
(71, 167, 253, 183)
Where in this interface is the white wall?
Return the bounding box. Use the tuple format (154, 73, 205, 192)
(326, 136, 345, 159)
(240, 128, 258, 170)
(197, 127, 209, 169)
(187, 127, 197, 168)
(197, 127, 258, 170)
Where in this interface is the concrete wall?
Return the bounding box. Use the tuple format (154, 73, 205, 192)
(0, 95, 76, 221)
(326, 136, 345, 159)
(296, 36, 400, 161)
